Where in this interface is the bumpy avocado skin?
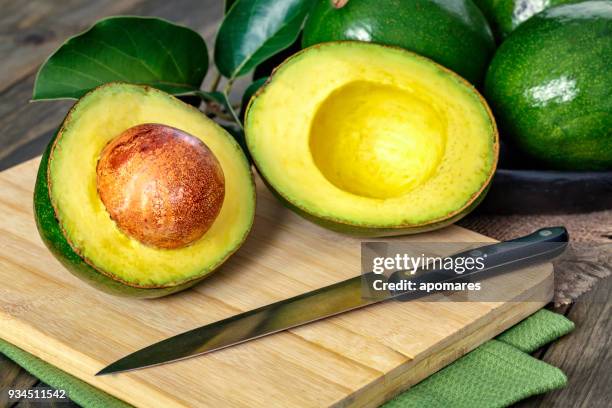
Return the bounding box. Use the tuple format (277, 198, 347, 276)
(485, 1, 612, 170)
(473, 0, 579, 40)
(34, 132, 205, 298)
(302, 0, 495, 85)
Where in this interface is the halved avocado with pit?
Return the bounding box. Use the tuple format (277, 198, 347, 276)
(34, 83, 255, 297)
(245, 42, 498, 236)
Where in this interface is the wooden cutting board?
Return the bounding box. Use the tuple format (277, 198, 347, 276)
(0, 158, 552, 408)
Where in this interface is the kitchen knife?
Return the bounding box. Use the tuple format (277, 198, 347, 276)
(97, 226, 568, 375)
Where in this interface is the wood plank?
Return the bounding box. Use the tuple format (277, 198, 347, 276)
(0, 0, 223, 171)
(0, 0, 145, 92)
(0, 158, 553, 407)
(0, 75, 70, 171)
(0, 355, 39, 408)
(516, 276, 611, 408)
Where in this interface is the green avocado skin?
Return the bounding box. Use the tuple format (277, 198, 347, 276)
(473, 0, 579, 40)
(485, 1, 612, 170)
(34, 133, 202, 298)
(302, 0, 495, 85)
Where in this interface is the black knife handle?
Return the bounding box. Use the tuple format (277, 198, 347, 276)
(459, 226, 569, 276)
(389, 226, 568, 300)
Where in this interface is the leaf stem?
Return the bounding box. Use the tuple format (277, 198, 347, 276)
(209, 72, 222, 92)
(223, 80, 243, 130)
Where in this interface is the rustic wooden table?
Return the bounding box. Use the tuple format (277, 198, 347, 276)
(0, 1, 609, 407)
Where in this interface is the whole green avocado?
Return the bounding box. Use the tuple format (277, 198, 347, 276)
(302, 0, 495, 85)
(485, 1, 612, 170)
(473, 0, 579, 40)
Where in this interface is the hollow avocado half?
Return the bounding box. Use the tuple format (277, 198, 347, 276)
(34, 83, 255, 298)
(245, 42, 498, 236)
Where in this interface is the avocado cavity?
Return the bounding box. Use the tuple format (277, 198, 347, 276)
(310, 81, 446, 199)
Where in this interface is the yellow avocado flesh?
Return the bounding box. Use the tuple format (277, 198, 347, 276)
(246, 42, 497, 229)
(49, 84, 255, 287)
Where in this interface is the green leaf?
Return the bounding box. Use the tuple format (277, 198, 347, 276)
(33, 16, 209, 100)
(214, 0, 313, 79)
(225, 0, 237, 13)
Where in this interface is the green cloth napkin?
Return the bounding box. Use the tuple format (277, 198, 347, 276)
(1, 309, 573, 408)
(384, 309, 574, 408)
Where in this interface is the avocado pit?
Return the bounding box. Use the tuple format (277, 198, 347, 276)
(96, 123, 225, 249)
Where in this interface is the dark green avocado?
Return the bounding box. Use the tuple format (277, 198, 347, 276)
(485, 1, 612, 170)
(473, 0, 579, 40)
(302, 0, 495, 85)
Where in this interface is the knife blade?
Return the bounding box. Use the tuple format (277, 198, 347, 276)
(96, 226, 568, 375)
